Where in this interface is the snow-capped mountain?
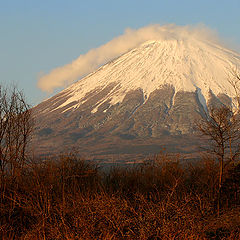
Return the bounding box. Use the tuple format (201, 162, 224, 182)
(32, 36, 240, 160)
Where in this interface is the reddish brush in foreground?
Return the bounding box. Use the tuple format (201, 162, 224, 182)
(0, 152, 240, 239)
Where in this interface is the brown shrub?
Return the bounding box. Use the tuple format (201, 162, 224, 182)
(0, 152, 239, 239)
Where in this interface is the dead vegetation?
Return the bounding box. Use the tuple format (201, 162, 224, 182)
(0, 152, 239, 239)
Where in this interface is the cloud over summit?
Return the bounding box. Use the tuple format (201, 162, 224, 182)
(37, 24, 220, 92)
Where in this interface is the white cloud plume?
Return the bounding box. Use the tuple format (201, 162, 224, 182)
(37, 24, 220, 92)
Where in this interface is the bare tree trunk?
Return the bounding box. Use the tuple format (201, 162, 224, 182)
(218, 156, 224, 217)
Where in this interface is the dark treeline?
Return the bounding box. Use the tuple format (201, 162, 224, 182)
(0, 152, 240, 239)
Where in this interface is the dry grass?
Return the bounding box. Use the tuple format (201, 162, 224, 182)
(0, 153, 239, 239)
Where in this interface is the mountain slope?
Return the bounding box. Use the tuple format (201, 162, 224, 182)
(32, 37, 240, 161)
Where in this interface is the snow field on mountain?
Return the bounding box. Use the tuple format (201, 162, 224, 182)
(54, 36, 240, 113)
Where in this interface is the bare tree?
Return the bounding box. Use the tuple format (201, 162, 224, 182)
(0, 86, 33, 178)
(0, 86, 33, 225)
(198, 106, 240, 213)
(197, 69, 240, 216)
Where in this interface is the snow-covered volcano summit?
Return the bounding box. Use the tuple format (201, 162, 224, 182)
(33, 35, 240, 159)
(51, 37, 240, 114)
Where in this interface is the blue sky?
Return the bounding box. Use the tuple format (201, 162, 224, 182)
(0, 0, 240, 106)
